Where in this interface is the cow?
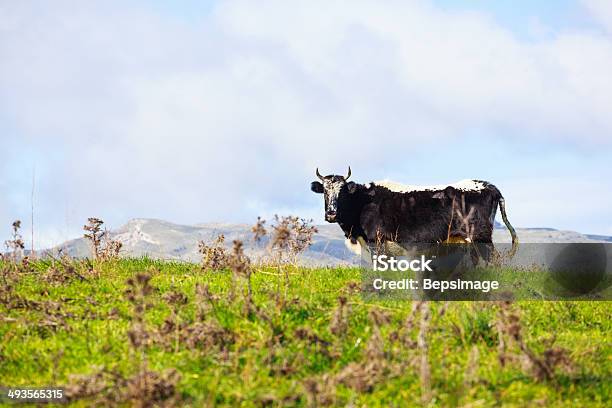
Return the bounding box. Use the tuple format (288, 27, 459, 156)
(310, 167, 517, 258)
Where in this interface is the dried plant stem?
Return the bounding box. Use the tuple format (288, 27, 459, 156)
(446, 196, 455, 241)
(83, 218, 122, 262)
(497, 314, 507, 367)
(175, 316, 180, 353)
(4, 220, 25, 263)
(464, 345, 480, 389)
(496, 301, 570, 381)
(418, 301, 432, 404)
(31, 166, 35, 259)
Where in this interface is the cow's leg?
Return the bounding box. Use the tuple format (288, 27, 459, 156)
(344, 238, 362, 255)
(357, 236, 372, 261)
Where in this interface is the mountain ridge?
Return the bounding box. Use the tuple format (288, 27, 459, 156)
(46, 218, 611, 265)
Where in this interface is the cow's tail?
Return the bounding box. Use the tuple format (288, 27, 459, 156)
(499, 197, 518, 257)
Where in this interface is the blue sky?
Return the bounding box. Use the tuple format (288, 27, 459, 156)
(1, 0, 612, 249)
(435, 0, 590, 30)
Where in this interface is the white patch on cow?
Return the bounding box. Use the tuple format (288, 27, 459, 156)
(344, 238, 361, 255)
(323, 180, 343, 194)
(374, 179, 486, 193)
(323, 179, 345, 212)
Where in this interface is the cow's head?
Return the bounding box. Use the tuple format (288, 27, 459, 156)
(311, 166, 357, 222)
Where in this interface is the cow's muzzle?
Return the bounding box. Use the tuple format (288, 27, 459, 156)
(325, 212, 337, 222)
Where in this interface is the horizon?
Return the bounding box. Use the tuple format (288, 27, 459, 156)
(25, 215, 612, 252)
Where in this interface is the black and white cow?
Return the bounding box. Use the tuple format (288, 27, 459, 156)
(310, 167, 517, 254)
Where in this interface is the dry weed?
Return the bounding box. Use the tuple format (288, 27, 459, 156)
(294, 327, 332, 357)
(83, 217, 122, 261)
(198, 234, 229, 270)
(65, 365, 181, 407)
(464, 345, 480, 388)
(269, 215, 317, 264)
(497, 301, 574, 381)
(3, 220, 25, 262)
(227, 239, 255, 316)
(303, 375, 336, 407)
(329, 296, 349, 337)
(158, 286, 233, 353)
(65, 272, 182, 406)
(401, 301, 423, 348)
(334, 308, 395, 393)
(83, 218, 104, 259)
(418, 301, 432, 404)
(251, 216, 267, 242)
(42, 256, 87, 285)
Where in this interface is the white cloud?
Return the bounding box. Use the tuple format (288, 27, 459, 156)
(581, 0, 612, 33)
(1, 0, 611, 246)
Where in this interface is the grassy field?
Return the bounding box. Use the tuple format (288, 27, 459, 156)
(0, 258, 610, 407)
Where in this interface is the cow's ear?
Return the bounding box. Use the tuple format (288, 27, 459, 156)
(311, 181, 324, 194)
(347, 181, 358, 194)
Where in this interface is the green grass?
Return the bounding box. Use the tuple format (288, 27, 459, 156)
(0, 259, 610, 407)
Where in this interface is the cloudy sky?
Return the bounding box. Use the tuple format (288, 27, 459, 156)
(1, 0, 612, 249)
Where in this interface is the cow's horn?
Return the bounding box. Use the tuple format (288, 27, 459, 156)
(345, 166, 351, 181)
(316, 168, 324, 181)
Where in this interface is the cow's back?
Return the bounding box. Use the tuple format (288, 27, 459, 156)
(367, 181, 501, 243)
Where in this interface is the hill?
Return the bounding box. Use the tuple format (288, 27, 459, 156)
(49, 218, 611, 265)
